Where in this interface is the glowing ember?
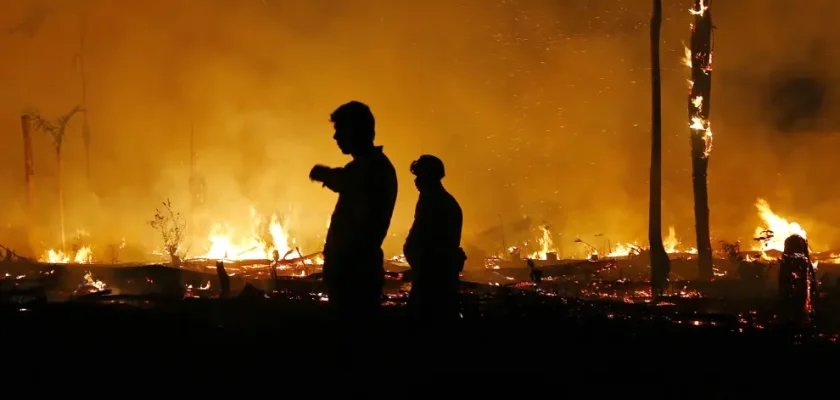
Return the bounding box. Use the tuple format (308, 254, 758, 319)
(186, 281, 211, 290)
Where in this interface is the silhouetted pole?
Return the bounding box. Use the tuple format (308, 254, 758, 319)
(78, 14, 91, 184)
(498, 214, 508, 258)
(649, 0, 671, 297)
(189, 121, 196, 217)
(21, 115, 36, 237)
(687, 0, 715, 280)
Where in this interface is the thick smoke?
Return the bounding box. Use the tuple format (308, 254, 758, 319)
(0, 0, 838, 259)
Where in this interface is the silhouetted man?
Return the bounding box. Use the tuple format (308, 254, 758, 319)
(310, 101, 398, 321)
(404, 155, 466, 320)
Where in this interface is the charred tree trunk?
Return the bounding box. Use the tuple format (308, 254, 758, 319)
(21, 115, 36, 232)
(778, 235, 816, 324)
(55, 147, 66, 251)
(216, 261, 231, 299)
(688, 0, 715, 280)
(648, 0, 671, 296)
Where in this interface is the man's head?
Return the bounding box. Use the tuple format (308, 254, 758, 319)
(410, 154, 445, 191)
(330, 101, 375, 155)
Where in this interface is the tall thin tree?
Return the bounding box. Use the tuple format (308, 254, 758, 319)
(11, 1, 95, 185)
(649, 0, 670, 296)
(26, 106, 84, 251)
(687, 0, 715, 280)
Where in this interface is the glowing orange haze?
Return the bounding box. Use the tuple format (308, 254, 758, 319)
(1, 0, 840, 260)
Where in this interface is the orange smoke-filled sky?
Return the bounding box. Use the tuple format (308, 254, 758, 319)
(0, 0, 839, 258)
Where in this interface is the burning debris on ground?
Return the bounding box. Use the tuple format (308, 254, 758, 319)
(4, 245, 840, 342)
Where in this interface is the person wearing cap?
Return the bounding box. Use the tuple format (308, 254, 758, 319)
(404, 154, 466, 321)
(309, 101, 398, 321)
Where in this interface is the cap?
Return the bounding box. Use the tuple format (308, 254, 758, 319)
(410, 154, 445, 181)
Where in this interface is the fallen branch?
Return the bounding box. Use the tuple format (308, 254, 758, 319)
(0, 244, 36, 263)
(182, 252, 323, 269)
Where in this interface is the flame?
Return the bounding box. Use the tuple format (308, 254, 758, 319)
(198, 207, 293, 260)
(606, 243, 641, 258)
(689, 116, 713, 158)
(689, 0, 709, 16)
(39, 246, 93, 264)
(82, 271, 106, 291)
(663, 226, 698, 254)
(682, 45, 693, 68)
(663, 227, 679, 253)
(605, 226, 697, 258)
(528, 225, 557, 260)
(752, 198, 807, 253)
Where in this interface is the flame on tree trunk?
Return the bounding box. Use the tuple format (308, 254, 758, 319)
(688, 0, 714, 280)
(648, 0, 670, 296)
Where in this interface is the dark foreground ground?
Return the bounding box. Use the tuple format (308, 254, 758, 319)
(3, 263, 840, 394)
(4, 292, 838, 380)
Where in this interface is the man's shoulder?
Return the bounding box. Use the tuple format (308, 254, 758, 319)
(376, 147, 396, 167)
(370, 148, 397, 178)
(443, 189, 462, 214)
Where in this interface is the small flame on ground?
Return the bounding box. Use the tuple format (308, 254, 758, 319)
(39, 246, 93, 264)
(197, 207, 294, 261)
(82, 271, 106, 291)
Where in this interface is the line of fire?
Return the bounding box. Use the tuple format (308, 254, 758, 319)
(2, 0, 840, 364)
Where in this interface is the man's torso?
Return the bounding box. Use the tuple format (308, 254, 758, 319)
(324, 146, 398, 263)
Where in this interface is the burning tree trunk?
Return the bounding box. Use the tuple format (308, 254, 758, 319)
(21, 115, 36, 232)
(26, 106, 83, 251)
(648, 0, 670, 296)
(687, 0, 715, 280)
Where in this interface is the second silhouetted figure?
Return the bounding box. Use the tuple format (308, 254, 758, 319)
(310, 101, 398, 321)
(404, 155, 466, 321)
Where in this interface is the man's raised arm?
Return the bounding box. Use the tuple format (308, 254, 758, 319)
(310, 165, 347, 193)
